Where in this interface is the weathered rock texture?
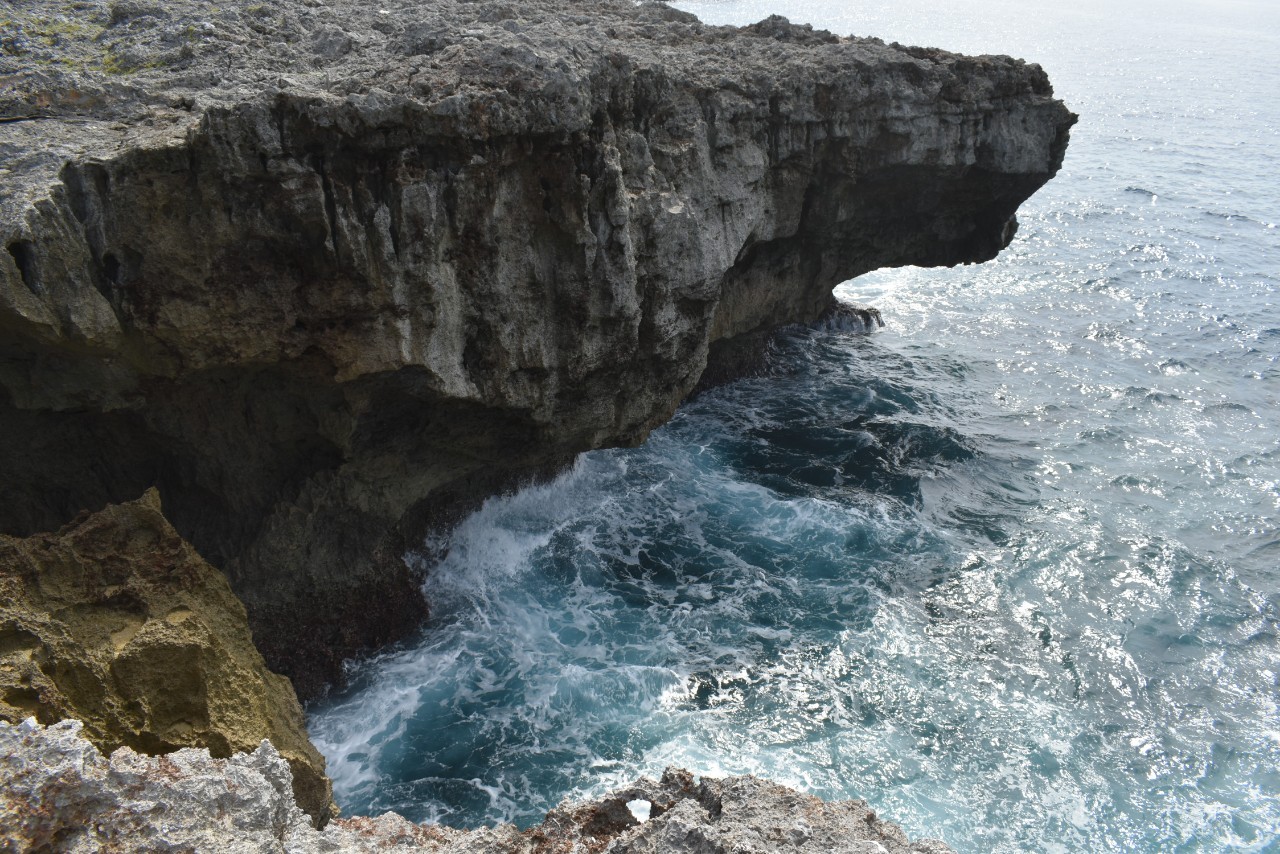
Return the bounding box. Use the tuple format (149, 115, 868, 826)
(1, 717, 952, 853)
(0, 0, 1075, 694)
(0, 490, 333, 826)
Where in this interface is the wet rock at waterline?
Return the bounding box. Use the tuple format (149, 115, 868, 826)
(0, 490, 333, 826)
(0, 0, 1073, 696)
(1, 717, 951, 853)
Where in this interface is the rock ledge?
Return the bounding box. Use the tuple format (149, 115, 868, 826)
(0, 717, 952, 853)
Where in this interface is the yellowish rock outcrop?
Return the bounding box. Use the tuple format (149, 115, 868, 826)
(0, 489, 334, 826)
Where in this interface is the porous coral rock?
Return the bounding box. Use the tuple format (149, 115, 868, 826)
(0, 718, 953, 853)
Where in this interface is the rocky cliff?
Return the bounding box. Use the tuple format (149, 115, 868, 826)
(1, 717, 952, 853)
(0, 490, 333, 825)
(0, 0, 1075, 695)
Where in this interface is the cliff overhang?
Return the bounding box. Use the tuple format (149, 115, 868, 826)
(0, 0, 1075, 695)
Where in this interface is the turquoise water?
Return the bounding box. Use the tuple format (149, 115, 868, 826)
(309, 1, 1280, 850)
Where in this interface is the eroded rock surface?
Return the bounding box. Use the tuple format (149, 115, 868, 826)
(0, 717, 952, 853)
(0, 0, 1075, 694)
(0, 490, 333, 825)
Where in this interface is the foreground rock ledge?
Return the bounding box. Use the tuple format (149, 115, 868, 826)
(1, 718, 952, 854)
(0, 0, 1075, 694)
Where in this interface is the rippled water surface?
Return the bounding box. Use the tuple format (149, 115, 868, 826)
(310, 1, 1280, 850)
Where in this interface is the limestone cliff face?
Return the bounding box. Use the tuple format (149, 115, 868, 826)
(0, 490, 333, 826)
(0, 0, 1075, 694)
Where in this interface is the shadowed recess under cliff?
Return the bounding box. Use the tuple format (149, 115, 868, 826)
(0, 0, 1073, 695)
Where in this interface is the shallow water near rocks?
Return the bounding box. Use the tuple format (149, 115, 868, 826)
(308, 0, 1280, 850)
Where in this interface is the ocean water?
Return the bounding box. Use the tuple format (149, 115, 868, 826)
(308, 0, 1280, 850)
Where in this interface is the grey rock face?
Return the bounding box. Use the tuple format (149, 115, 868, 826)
(0, 0, 1075, 695)
(0, 717, 953, 853)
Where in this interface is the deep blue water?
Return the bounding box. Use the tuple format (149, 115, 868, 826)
(309, 1, 1280, 850)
